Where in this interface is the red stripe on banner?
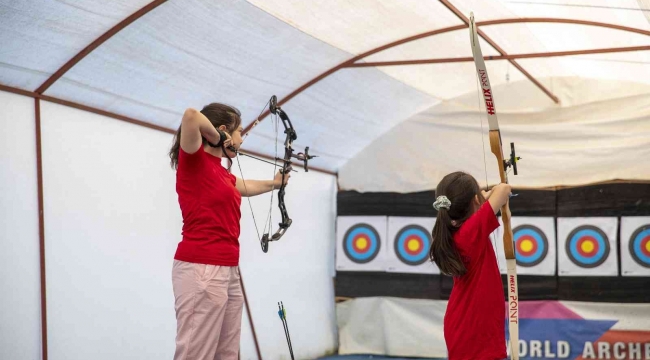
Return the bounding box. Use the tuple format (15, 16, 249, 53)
(517, 301, 583, 319)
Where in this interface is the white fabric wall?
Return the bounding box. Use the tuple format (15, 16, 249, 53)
(337, 297, 448, 358)
(234, 156, 339, 360)
(339, 77, 650, 192)
(40, 101, 181, 360)
(0, 92, 42, 360)
(0, 91, 338, 359)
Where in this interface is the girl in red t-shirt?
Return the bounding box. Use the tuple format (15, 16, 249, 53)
(430, 171, 511, 360)
(168, 103, 289, 360)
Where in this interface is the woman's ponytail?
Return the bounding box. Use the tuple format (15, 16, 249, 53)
(429, 172, 483, 276)
(430, 201, 467, 276)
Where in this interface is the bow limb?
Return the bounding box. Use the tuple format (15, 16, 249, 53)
(470, 13, 519, 360)
(265, 98, 295, 243)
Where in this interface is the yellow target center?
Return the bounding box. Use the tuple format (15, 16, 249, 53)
(520, 240, 534, 252)
(407, 238, 421, 251)
(581, 241, 595, 253)
(645, 242, 650, 252)
(356, 237, 368, 250)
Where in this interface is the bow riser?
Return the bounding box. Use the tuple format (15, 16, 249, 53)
(239, 95, 317, 252)
(489, 131, 516, 259)
(490, 117, 520, 360)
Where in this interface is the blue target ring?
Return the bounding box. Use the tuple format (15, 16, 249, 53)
(343, 224, 381, 264)
(513, 225, 548, 267)
(629, 225, 650, 268)
(394, 225, 431, 266)
(566, 225, 610, 268)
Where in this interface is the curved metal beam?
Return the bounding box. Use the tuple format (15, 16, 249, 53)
(35, 0, 167, 94)
(478, 18, 650, 37)
(243, 18, 650, 134)
(440, 0, 559, 102)
(0, 83, 337, 176)
(33, 4, 167, 358)
(346, 45, 650, 67)
(241, 23, 464, 134)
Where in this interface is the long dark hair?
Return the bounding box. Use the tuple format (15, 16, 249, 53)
(429, 171, 483, 276)
(169, 103, 242, 169)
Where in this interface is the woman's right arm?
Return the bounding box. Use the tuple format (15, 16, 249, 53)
(487, 183, 512, 215)
(180, 108, 222, 154)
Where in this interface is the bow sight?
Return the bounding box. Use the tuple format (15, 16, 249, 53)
(506, 142, 521, 175)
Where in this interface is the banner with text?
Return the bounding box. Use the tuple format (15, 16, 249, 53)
(337, 298, 650, 360)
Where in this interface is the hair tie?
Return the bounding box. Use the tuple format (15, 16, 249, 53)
(433, 195, 451, 211)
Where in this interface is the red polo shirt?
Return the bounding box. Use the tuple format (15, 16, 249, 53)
(173, 146, 241, 266)
(444, 201, 506, 360)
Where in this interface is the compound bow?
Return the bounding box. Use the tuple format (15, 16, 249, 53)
(230, 95, 315, 253)
(470, 13, 521, 360)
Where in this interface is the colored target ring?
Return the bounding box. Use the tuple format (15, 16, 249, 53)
(513, 224, 548, 267)
(394, 225, 432, 266)
(629, 225, 650, 268)
(565, 225, 610, 268)
(343, 224, 381, 264)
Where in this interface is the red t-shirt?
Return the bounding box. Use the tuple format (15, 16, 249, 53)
(173, 146, 242, 266)
(444, 201, 506, 360)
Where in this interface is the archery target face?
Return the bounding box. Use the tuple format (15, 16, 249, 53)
(558, 218, 618, 276)
(394, 225, 431, 266)
(343, 224, 381, 264)
(620, 217, 650, 276)
(565, 225, 610, 268)
(514, 224, 548, 267)
(386, 217, 439, 274)
(496, 217, 556, 275)
(336, 216, 387, 271)
(629, 225, 650, 268)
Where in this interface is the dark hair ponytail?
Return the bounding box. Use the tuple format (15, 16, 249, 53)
(169, 103, 242, 169)
(429, 171, 483, 276)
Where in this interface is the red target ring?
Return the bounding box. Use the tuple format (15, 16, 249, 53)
(576, 236, 600, 258)
(641, 236, 650, 257)
(352, 234, 372, 254)
(404, 236, 424, 256)
(516, 235, 539, 256)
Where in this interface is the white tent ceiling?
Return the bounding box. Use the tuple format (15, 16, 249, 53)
(2, 0, 650, 191)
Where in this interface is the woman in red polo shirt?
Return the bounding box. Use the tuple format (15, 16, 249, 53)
(429, 171, 511, 360)
(168, 103, 288, 360)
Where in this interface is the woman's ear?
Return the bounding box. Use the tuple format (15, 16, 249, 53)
(218, 124, 228, 132)
(473, 194, 481, 211)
